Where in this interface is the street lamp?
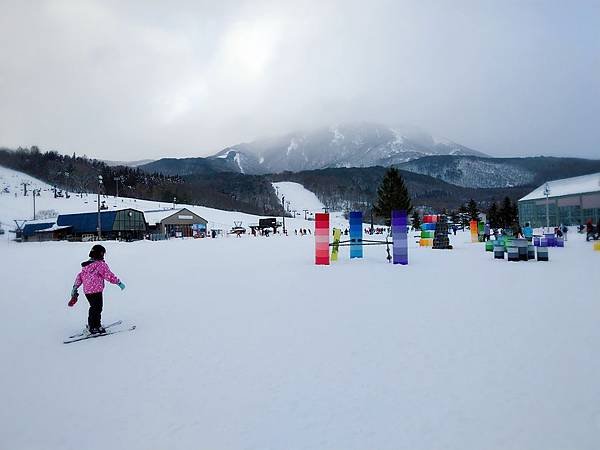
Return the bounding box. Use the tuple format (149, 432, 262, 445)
(543, 182, 550, 232)
(97, 175, 103, 240)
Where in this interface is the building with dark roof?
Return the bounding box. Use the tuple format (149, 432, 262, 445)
(57, 208, 146, 241)
(21, 220, 58, 242)
(144, 208, 207, 238)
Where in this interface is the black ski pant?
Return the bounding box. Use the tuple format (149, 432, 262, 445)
(85, 292, 103, 329)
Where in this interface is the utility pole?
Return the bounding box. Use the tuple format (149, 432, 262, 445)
(543, 183, 550, 232)
(21, 182, 30, 196)
(64, 172, 70, 197)
(33, 189, 39, 220)
(303, 209, 309, 220)
(282, 195, 286, 234)
(173, 197, 177, 209)
(97, 175, 103, 240)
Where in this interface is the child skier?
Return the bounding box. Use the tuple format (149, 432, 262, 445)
(68, 244, 125, 334)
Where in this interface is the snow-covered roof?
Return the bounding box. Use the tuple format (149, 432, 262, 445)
(35, 224, 72, 233)
(144, 208, 205, 224)
(519, 172, 600, 202)
(143, 209, 181, 223)
(23, 217, 58, 225)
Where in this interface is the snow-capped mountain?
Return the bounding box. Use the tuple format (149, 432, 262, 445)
(208, 122, 487, 174)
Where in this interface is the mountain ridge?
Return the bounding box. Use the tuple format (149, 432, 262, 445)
(141, 122, 487, 176)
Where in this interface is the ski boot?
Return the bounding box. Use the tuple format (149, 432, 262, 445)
(88, 325, 106, 335)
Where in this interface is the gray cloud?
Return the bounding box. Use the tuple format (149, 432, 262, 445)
(1, 0, 599, 160)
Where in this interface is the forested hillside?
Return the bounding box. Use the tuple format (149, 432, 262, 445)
(269, 167, 532, 212)
(0, 147, 283, 216)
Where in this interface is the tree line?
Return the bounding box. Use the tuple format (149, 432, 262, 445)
(0, 147, 285, 216)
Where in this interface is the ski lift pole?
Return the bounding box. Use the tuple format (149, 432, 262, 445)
(97, 175, 103, 240)
(282, 196, 286, 234)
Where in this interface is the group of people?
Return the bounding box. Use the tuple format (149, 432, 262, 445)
(480, 223, 524, 241)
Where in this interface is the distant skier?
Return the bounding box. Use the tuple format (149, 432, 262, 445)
(68, 244, 125, 334)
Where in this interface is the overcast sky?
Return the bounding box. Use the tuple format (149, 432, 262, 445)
(1, 0, 598, 160)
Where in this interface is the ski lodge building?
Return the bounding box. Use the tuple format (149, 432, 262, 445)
(144, 208, 208, 238)
(20, 208, 147, 242)
(57, 208, 147, 241)
(20, 219, 72, 242)
(518, 172, 600, 227)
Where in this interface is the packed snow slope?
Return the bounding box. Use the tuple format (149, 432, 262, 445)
(272, 181, 325, 213)
(1, 230, 599, 449)
(272, 181, 348, 229)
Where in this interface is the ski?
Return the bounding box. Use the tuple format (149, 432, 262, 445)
(63, 325, 135, 344)
(66, 320, 123, 339)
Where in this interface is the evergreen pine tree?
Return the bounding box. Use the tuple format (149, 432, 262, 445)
(467, 199, 479, 221)
(458, 204, 469, 227)
(488, 202, 499, 228)
(511, 201, 519, 226)
(450, 210, 460, 226)
(373, 167, 412, 225)
(411, 210, 421, 230)
(499, 196, 512, 228)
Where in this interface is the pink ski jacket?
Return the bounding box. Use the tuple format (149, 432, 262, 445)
(74, 260, 120, 295)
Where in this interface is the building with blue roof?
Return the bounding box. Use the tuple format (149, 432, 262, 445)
(56, 208, 146, 241)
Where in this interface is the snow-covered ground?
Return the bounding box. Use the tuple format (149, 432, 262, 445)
(273, 181, 325, 214)
(272, 181, 347, 228)
(2, 165, 600, 449)
(1, 224, 599, 449)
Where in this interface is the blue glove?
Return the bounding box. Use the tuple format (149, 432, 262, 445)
(118, 281, 126, 290)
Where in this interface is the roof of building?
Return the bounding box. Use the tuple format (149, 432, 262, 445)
(56, 208, 143, 232)
(22, 221, 57, 237)
(144, 208, 206, 224)
(35, 224, 72, 233)
(519, 172, 600, 202)
(58, 210, 117, 232)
